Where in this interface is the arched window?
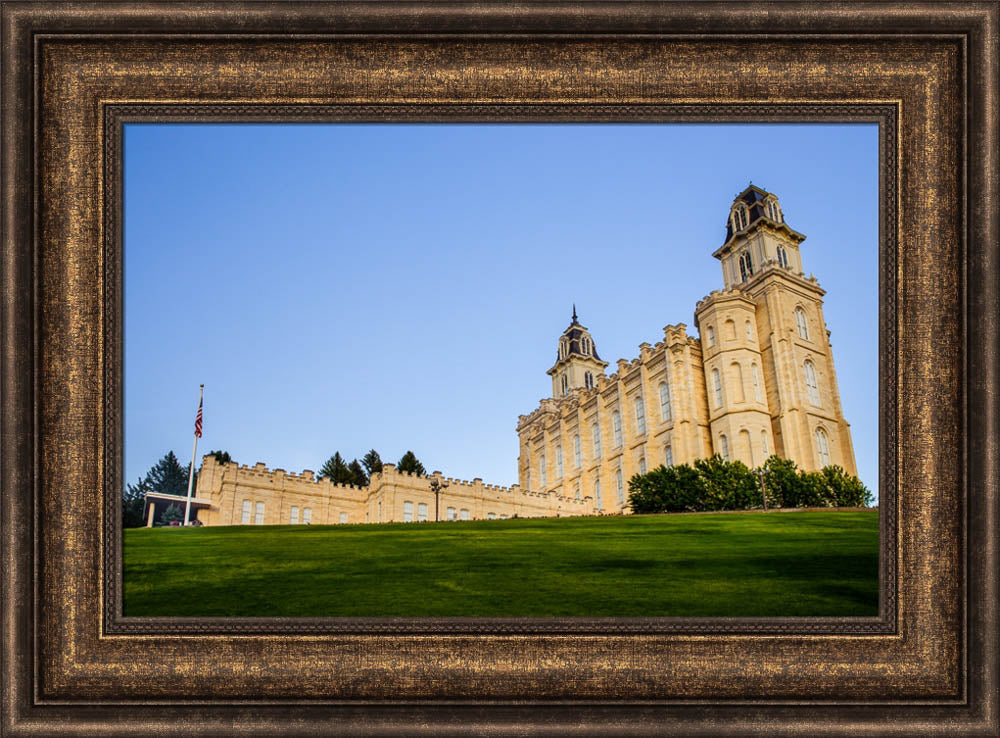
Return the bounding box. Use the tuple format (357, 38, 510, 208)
(664, 443, 674, 466)
(556, 445, 564, 478)
(446, 506, 456, 521)
(634, 395, 647, 435)
(581, 337, 591, 356)
(561, 373, 569, 395)
(707, 325, 715, 346)
(290, 506, 299, 524)
(740, 429, 753, 467)
(594, 477, 602, 509)
(241, 499, 252, 524)
(616, 469, 624, 503)
(804, 360, 821, 406)
(612, 410, 623, 448)
(460, 508, 470, 521)
(540, 453, 547, 485)
(638, 457, 647, 475)
(584, 371, 594, 389)
(745, 320, 753, 339)
(339, 512, 348, 524)
(659, 380, 672, 422)
(732, 362, 745, 403)
(725, 319, 736, 340)
(795, 307, 810, 340)
(739, 253, 748, 281)
(302, 507, 312, 525)
(712, 368, 724, 407)
(403, 501, 414, 522)
(751, 363, 762, 402)
(744, 250, 753, 276)
(254, 501, 265, 525)
(417, 503, 428, 522)
(815, 427, 831, 466)
(761, 431, 769, 457)
(559, 339, 568, 359)
(574, 434, 582, 467)
(720, 434, 730, 461)
(592, 422, 602, 458)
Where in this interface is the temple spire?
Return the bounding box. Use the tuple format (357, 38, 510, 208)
(571, 304, 578, 324)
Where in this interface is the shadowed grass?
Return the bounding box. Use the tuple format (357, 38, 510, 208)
(123, 509, 878, 617)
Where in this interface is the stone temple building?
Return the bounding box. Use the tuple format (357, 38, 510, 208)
(515, 184, 858, 514)
(149, 185, 857, 526)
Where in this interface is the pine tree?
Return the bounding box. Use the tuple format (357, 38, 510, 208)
(396, 450, 426, 476)
(361, 449, 383, 477)
(318, 452, 354, 484)
(347, 459, 368, 487)
(207, 449, 232, 465)
(125, 450, 195, 527)
(122, 475, 151, 528)
(147, 450, 189, 496)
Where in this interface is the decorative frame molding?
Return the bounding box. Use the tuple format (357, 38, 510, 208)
(3, 3, 996, 735)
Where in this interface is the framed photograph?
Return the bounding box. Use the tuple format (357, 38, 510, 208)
(2, 2, 996, 736)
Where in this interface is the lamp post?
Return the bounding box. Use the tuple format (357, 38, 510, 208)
(429, 473, 449, 522)
(755, 465, 769, 512)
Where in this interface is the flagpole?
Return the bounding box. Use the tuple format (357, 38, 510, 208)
(184, 384, 204, 526)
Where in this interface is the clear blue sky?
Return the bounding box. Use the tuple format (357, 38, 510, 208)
(124, 123, 878, 498)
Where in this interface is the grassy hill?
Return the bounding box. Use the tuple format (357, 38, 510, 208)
(123, 509, 878, 618)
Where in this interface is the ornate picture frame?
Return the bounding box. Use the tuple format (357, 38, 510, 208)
(2, 3, 996, 735)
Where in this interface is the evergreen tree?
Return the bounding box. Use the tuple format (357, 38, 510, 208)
(122, 475, 151, 528)
(318, 452, 355, 484)
(361, 449, 383, 477)
(147, 450, 189, 496)
(207, 449, 232, 465)
(347, 459, 369, 487)
(396, 450, 426, 476)
(162, 503, 184, 524)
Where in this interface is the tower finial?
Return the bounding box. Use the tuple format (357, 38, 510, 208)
(572, 304, 578, 323)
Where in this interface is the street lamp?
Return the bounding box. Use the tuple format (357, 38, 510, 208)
(429, 473, 449, 522)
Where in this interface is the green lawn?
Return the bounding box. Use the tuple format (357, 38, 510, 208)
(123, 509, 878, 617)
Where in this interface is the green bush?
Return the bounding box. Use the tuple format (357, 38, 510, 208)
(628, 454, 872, 514)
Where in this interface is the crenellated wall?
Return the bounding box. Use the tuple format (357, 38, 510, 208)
(194, 455, 592, 526)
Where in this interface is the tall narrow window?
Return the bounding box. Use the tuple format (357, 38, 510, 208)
(664, 444, 674, 466)
(403, 501, 414, 522)
(584, 371, 594, 389)
(254, 501, 265, 525)
(732, 362, 746, 403)
(556, 446, 564, 478)
(592, 423, 602, 458)
(739, 254, 748, 281)
(241, 499, 252, 524)
(777, 246, 788, 267)
(719, 434, 730, 461)
(795, 307, 810, 339)
(744, 250, 753, 276)
(561, 373, 569, 395)
(574, 434, 582, 467)
(815, 428, 831, 466)
(303, 507, 312, 524)
(804, 360, 821, 406)
(575, 480, 581, 499)
(417, 503, 428, 522)
(712, 368, 724, 407)
(612, 410, 623, 448)
(616, 469, 624, 503)
(751, 363, 762, 401)
(594, 478, 602, 510)
(740, 429, 753, 467)
(659, 380, 672, 421)
(540, 453, 547, 485)
(638, 457, 647, 475)
(634, 396, 646, 434)
(707, 325, 715, 346)
(446, 506, 456, 521)
(745, 320, 753, 339)
(725, 319, 737, 340)
(290, 506, 299, 524)
(761, 430, 769, 457)
(581, 337, 591, 355)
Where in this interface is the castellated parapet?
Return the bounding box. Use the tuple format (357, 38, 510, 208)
(191, 454, 593, 527)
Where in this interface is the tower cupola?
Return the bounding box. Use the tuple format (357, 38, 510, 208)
(714, 184, 808, 289)
(546, 306, 608, 397)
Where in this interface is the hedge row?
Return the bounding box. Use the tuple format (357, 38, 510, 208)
(627, 455, 873, 514)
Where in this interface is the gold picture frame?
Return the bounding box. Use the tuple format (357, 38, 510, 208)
(2, 2, 996, 735)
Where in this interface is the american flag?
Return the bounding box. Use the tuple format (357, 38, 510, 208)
(194, 396, 203, 438)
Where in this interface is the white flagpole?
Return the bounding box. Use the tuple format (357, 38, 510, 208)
(184, 384, 203, 526)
